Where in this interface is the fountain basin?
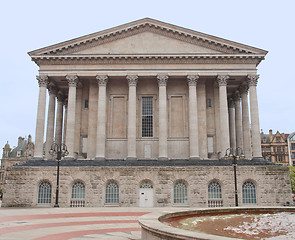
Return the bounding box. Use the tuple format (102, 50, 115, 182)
(139, 207, 295, 240)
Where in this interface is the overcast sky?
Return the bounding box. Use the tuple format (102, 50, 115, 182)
(0, 0, 294, 150)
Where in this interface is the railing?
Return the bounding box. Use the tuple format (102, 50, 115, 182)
(70, 199, 85, 207)
(208, 199, 223, 207)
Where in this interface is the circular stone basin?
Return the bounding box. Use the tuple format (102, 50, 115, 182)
(160, 208, 295, 240)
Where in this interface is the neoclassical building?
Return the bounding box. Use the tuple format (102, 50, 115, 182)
(2, 18, 292, 208)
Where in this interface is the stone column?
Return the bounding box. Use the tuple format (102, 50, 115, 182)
(45, 85, 56, 159)
(127, 75, 138, 160)
(228, 99, 236, 150)
(233, 92, 243, 150)
(248, 75, 262, 158)
(55, 92, 64, 146)
(96, 75, 108, 159)
(87, 80, 98, 159)
(34, 75, 48, 158)
(157, 74, 168, 160)
(240, 85, 251, 159)
(63, 101, 68, 144)
(187, 75, 200, 159)
(65, 75, 79, 159)
(217, 75, 230, 157)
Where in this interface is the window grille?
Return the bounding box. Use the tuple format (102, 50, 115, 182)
(242, 181, 257, 204)
(38, 182, 52, 204)
(174, 182, 188, 204)
(71, 182, 85, 207)
(208, 182, 223, 207)
(105, 182, 119, 204)
(142, 97, 153, 137)
(140, 181, 153, 188)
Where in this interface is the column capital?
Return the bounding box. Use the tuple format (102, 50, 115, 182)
(247, 74, 259, 86)
(57, 91, 65, 103)
(228, 98, 235, 108)
(232, 91, 241, 102)
(157, 74, 168, 86)
(239, 84, 249, 94)
(36, 75, 49, 87)
(127, 75, 138, 87)
(217, 75, 230, 86)
(96, 75, 108, 86)
(48, 85, 57, 96)
(66, 75, 79, 87)
(187, 75, 199, 86)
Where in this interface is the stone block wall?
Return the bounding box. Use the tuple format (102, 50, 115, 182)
(2, 164, 292, 208)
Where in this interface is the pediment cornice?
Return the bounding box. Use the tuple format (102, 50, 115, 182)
(28, 18, 268, 58)
(31, 53, 265, 66)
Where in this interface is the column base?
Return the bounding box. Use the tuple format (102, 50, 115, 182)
(95, 157, 105, 160)
(189, 156, 200, 160)
(158, 157, 168, 161)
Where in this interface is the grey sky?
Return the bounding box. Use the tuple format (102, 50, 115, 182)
(0, 0, 294, 150)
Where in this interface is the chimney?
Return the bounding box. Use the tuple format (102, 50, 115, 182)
(269, 129, 273, 142)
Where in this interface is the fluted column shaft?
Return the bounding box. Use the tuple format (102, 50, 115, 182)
(65, 75, 79, 159)
(55, 94, 64, 146)
(87, 81, 98, 159)
(217, 75, 230, 157)
(233, 93, 243, 149)
(228, 99, 236, 150)
(127, 75, 138, 159)
(45, 86, 56, 159)
(248, 75, 262, 158)
(187, 75, 200, 159)
(63, 103, 67, 144)
(240, 85, 251, 158)
(34, 75, 48, 158)
(96, 75, 108, 159)
(157, 74, 168, 159)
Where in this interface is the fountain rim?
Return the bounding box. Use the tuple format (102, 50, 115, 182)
(139, 206, 295, 240)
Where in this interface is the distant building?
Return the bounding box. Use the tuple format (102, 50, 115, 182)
(0, 135, 34, 191)
(287, 132, 295, 165)
(261, 130, 289, 165)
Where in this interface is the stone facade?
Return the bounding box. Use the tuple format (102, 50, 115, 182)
(1, 18, 292, 208)
(2, 160, 292, 208)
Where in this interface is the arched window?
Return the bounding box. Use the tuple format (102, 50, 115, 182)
(242, 181, 257, 204)
(71, 182, 85, 207)
(72, 182, 85, 199)
(38, 182, 51, 204)
(174, 181, 188, 204)
(105, 181, 119, 204)
(208, 181, 223, 207)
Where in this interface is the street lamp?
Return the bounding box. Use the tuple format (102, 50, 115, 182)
(224, 147, 245, 207)
(49, 143, 68, 207)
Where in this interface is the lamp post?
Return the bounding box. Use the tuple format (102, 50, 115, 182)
(224, 147, 244, 207)
(49, 143, 68, 207)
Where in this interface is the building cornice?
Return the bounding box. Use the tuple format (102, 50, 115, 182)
(31, 54, 265, 66)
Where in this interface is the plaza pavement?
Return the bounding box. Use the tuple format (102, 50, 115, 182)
(0, 204, 190, 240)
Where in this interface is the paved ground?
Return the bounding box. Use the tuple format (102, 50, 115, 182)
(0, 206, 155, 240)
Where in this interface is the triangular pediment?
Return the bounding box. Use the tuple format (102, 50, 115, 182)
(29, 18, 268, 58)
(73, 31, 221, 55)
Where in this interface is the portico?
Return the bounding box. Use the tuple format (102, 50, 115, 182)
(30, 18, 266, 161)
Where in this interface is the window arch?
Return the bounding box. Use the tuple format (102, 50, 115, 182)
(140, 181, 153, 189)
(174, 181, 188, 204)
(242, 181, 257, 204)
(72, 182, 85, 199)
(208, 182, 222, 199)
(38, 182, 51, 204)
(105, 181, 119, 204)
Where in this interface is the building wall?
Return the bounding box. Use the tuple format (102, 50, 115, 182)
(2, 164, 292, 208)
